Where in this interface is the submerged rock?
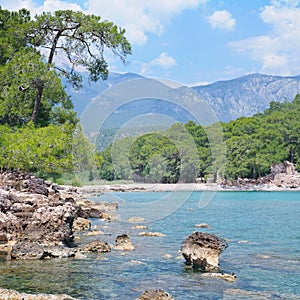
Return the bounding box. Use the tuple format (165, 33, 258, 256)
(194, 223, 211, 228)
(132, 225, 148, 230)
(224, 288, 282, 299)
(202, 272, 236, 282)
(138, 231, 165, 237)
(181, 232, 228, 271)
(137, 289, 174, 300)
(85, 230, 104, 236)
(128, 216, 146, 223)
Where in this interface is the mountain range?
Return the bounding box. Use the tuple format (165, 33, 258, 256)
(66, 72, 300, 124)
(193, 73, 300, 122)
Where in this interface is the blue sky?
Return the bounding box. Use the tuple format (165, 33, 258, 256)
(1, 0, 300, 85)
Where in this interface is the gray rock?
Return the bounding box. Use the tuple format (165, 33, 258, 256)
(73, 217, 91, 231)
(82, 240, 111, 253)
(181, 232, 228, 271)
(114, 234, 134, 251)
(137, 289, 175, 300)
(11, 241, 75, 259)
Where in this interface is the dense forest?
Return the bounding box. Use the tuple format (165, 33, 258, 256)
(0, 6, 130, 183)
(0, 7, 299, 185)
(98, 96, 300, 183)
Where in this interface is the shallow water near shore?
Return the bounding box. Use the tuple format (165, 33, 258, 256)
(0, 191, 300, 299)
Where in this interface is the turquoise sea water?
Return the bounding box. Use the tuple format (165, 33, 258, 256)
(0, 191, 300, 299)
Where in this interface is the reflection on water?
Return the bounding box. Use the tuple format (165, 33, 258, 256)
(0, 191, 300, 299)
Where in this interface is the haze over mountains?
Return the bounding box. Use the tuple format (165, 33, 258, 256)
(67, 72, 300, 124)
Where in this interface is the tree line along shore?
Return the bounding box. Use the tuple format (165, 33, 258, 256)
(2, 96, 299, 187)
(1, 6, 300, 186)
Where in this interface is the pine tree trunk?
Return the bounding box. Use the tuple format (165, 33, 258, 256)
(31, 81, 44, 125)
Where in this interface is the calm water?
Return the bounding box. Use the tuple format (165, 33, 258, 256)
(0, 191, 300, 299)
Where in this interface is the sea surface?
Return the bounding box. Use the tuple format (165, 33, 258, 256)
(0, 191, 300, 299)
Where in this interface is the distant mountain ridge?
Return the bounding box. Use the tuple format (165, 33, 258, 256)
(67, 72, 300, 123)
(192, 73, 300, 122)
(65, 72, 144, 116)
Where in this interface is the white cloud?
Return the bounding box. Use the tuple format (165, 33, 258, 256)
(207, 10, 236, 31)
(37, 0, 82, 13)
(151, 52, 177, 69)
(0, 0, 207, 45)
(0, 0, 35, 11)
(86, 0, 207, 45)
(229, 0, 300, 76)
(137, 52, 177, 76)
(261, 54, 290, 75)
(230, 36, 280, 60)
(0, 0, 82, 16)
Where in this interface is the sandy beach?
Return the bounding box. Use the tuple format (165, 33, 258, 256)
(77, 182, 296, 194)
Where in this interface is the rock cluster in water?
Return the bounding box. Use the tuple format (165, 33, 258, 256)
(0, 171, 118, 260)
(181, 231, 228, 271)
(0, 171, 237, 299)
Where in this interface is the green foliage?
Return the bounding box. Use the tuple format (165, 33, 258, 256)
(98, 137, 134, 181)
(0, 48, 76, 127)
(98, 95, 300, 182)
(0, 7, 131, 126)
(0, 6, 131, 182)
(0, 123, 100, 182)
(72, 125, 98, 174)
(222, 97, 299, 179)
(128, 133, 180, 183)
(28, 9, 131, 88)
(0, 7, 30, 65)
(0, 123, 73, 178)
(98, 124, 202, 183)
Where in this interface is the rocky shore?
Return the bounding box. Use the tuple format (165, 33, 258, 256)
(1, 168, 292, 299)
(0, 171, 180, 299)
(0, 171, 118, 260)
(0, 288, 76, 300)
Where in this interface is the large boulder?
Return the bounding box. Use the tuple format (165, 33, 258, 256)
(181, 232, 228, 271)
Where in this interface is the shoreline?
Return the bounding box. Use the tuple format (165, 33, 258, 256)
(77, 182, 300, 194)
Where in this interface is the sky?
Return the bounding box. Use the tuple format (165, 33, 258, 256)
(1, 0, 300, 85)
